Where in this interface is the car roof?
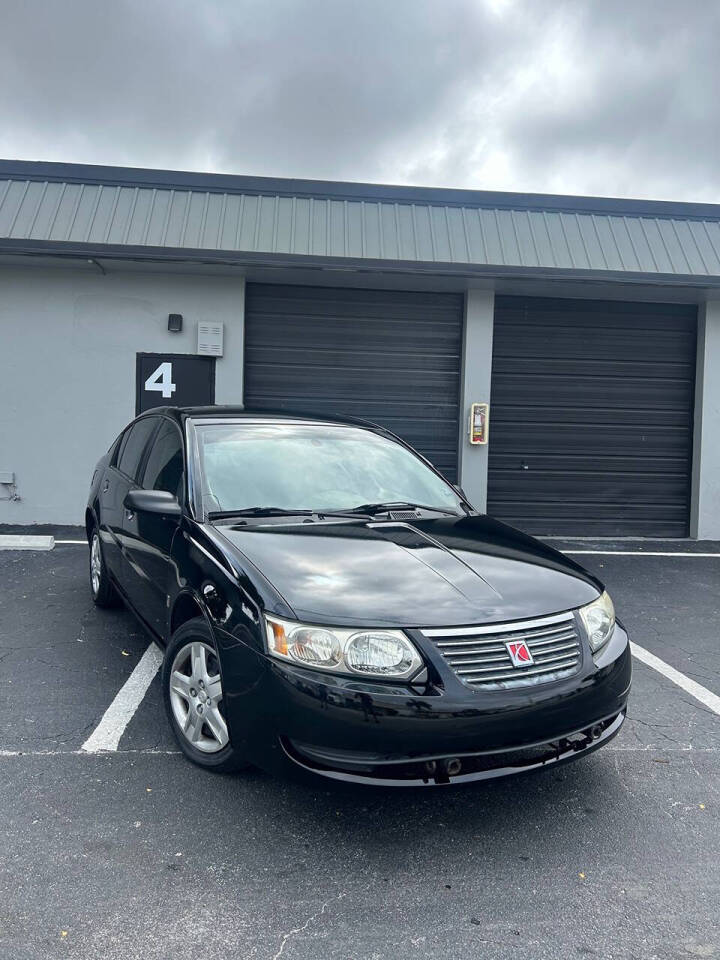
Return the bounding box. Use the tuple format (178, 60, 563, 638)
(141, 405, 383, 431)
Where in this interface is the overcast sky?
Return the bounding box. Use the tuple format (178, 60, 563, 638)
(1, 0, 718, 202)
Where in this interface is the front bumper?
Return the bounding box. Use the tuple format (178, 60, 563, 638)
(284, 710, 625, 785)
(225, 622, 631, 786)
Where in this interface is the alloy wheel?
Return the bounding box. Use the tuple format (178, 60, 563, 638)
(90, 533, 102, 596)
(169, 641, 229, 753)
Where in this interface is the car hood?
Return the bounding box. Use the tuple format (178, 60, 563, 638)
(212, 514, 602, 629)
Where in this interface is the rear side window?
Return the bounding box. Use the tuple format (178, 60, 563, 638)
(108, 434, 123, 466)
(117, 417, 158, 481)
(141, 421, 184, 500)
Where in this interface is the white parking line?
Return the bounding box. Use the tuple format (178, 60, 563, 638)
(0, 749, 181, 756)
(566, 551, 720, 557)
(81, 643, 164, 753)
(631, 642, 720, 717)
(53, 540, 720, 557)
(0, 746, 714, 758)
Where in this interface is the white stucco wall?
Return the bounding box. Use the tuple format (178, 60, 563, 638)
(690, 301, 720, 539)
(0, 266, 245, 524)
(1, 263, 716, 538)
(458, 288, 494, 511)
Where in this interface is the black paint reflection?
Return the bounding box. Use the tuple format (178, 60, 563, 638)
(215, 514, 600, 628)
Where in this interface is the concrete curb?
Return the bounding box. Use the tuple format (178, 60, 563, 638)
(0, 534, 54, 551)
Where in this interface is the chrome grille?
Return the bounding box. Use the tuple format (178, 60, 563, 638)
(422, 611, 582, 689)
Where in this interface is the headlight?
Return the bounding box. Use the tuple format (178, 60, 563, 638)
(579, 591, 615, 653)
(265, 616, 423, 680)
(345, 632, 418, 675)
(283, 626, 342, 667)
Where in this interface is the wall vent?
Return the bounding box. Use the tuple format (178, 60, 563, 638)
(197, 322, 224, 357)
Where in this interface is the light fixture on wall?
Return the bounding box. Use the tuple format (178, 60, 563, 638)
(168, 313, 183, 332)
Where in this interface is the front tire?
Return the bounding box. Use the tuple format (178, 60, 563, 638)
(89, 528, 119, 608)
(162, 617, 249, 773)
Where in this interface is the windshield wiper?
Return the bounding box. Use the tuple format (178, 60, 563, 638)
(321, 501, 462, 518)
(208, 501, 466, 522)
(207, 507, 314, 520)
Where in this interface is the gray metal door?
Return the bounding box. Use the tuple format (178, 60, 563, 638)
(244, 284, 463, 481)
(488, 296, 697, 537)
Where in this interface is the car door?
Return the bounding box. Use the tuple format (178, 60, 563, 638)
(99, 417, 159, 585)
(96, 433, 125, 580)
(121, 418, 185, 636)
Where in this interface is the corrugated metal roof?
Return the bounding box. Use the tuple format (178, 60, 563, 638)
(2, 164, 720, 279)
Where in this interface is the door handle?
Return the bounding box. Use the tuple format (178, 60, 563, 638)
(125, 509, 135, 521)
(102, 479, 110, 492)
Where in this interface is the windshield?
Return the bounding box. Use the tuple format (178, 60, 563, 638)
(194, 421, 463, 516)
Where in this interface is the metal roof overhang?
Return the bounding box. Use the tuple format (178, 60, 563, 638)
(2, 236, 720, 293)
(3, 158, 720, 221)
(3, 160, 720, 293)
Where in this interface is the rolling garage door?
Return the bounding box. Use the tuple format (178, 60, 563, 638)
(488, 297, 697, 537)
(244, 284, 463, 480)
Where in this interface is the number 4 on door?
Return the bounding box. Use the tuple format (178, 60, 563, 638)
(144, 362, 176, 399)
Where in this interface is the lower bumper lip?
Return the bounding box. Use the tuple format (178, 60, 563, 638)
(282, 711, 626, 787)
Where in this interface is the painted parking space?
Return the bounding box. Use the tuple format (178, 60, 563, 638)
(2, 540, 719, 753)
(0, 541, 718, 959)
(0, 545, 174, 754)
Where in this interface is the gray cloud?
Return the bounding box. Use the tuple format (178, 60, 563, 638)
(0, 0, 718, 202)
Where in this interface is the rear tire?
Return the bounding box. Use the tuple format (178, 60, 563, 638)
(162, 617, 249, 773)
(89, 528, 119, 608)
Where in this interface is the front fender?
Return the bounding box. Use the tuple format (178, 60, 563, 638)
(168, 520, 274, 751)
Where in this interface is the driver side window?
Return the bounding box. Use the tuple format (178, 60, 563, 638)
(141, 420, 184, 501)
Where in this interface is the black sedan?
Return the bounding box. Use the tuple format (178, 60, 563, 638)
(86, 406, 631, 786)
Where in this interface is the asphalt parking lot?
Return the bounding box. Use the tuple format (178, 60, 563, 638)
(1, 533, 718, 960)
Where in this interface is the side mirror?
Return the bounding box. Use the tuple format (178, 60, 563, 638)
(124, 489, 182, 517)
